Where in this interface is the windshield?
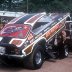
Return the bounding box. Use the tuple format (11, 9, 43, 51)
(0, 24, 30, 39)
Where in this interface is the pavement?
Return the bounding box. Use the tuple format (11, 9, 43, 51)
(0, 53, 72, 72)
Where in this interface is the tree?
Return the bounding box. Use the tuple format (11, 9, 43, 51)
(0, 0, 72, 12)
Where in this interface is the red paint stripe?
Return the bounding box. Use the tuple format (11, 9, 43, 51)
(26, 14, 43, 23)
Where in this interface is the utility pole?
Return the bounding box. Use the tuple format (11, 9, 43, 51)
(27, 0, 28, 13)
(8, 0, 12, 11)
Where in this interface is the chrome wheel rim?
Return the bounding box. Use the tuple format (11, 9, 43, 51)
(65, 48, 68, 56)
(35, 51, 42, 64)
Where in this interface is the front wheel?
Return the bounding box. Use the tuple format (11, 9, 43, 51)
(35, 50, 43, 65)
(24, 46, 44, 69)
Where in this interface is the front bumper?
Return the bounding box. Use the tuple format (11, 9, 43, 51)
(0, 53, 25, 58)
(0, 43, 26, 59)
(0, 53, 27, 65)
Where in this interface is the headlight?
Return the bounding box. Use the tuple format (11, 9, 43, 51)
(0, 46, 5, 55)
(9, 38, 26, 47)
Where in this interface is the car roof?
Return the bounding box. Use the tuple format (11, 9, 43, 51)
(7, 12, 70, 27)
(7, 12, 46, 26)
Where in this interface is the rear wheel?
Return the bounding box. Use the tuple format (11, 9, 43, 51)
(56, 31, 69, 58)
(58, 45, 69, 58)
(64, 45, 69, 57)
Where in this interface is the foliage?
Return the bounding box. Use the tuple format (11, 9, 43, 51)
(0, 0, 72, 13)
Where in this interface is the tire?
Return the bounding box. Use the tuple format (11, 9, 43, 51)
(24, 45, 44, 69)
(64, 45, 69, 57)
(58, 45, 69, 59)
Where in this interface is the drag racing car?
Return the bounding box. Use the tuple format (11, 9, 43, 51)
(0, 12, 70, 69)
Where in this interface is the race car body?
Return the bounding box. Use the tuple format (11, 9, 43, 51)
(0, 12, 70, 69)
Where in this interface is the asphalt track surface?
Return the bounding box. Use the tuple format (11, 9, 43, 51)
(0, 53, 72, 72)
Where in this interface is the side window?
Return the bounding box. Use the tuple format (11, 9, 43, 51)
(32, 22, 41, 30)
(32, 15, 53, 34)
(32, 22, 48, 30)
(32, 22, 48, 34)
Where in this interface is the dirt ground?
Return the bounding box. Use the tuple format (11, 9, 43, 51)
(0, 53, 72, 72)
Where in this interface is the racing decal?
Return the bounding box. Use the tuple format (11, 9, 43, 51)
(27, 32, 34, 41)
(44, 21, 65, 39)
(45, 30, 51, 39)
(35, 33, 42, 40)
(0, 25, 17, 35)
(8, 14, 36, 24)
(27, 31, 35, 44)
(9, 38, 26, 47)
(23, 45, 33, 55)
(0, 24, 30, 39)
(24, 14, 45, 26)
(44, 20, 65, 40)
(8, 14, 27, 24)
(25, 14, 43, 23)
(14, 14, 36, 24)
(30, 39, 34, 44)
(50, 13, 66, 24)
